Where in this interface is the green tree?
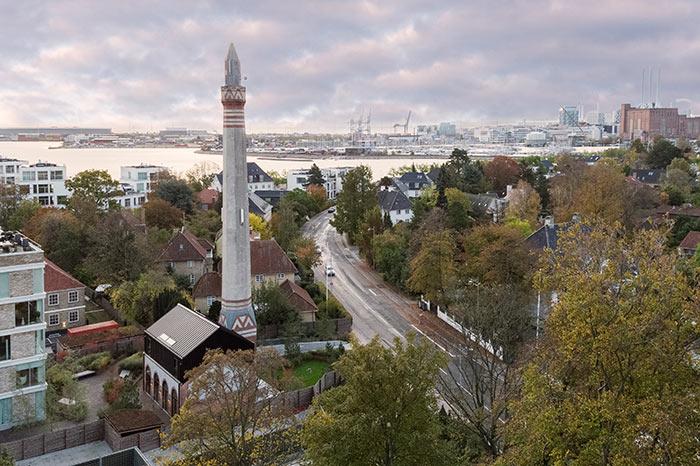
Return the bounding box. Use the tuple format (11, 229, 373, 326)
(358, 205, 384, 263)
(153, 287, 193, 321)
(306, 163, 325, 186)
(442, 149, 487, 193)
(24, 209, 85, 275)
(445, 187, 472, 231)
(331, 166, 377, 243)
(186, 209, 221, 242)
(7, 199, 41, 231)
(144, 197, 183, 230)
(302, 335, 453, 466)
(65, 169, 121, 209)
(372, 224, 410, 287)
(252, 281, 297, 326)
(504, 223, 700, 464)
(207, 300, 221, 322)
(163, 349, 298, 466)
(155, 178, 194, 213)
(270, 199, 299, 251)
(110, 270, 178, 325)
(407, 229, 456, 302)
(647, 137, 682, 168)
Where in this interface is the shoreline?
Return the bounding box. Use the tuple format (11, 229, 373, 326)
(195, 150, 450, 160)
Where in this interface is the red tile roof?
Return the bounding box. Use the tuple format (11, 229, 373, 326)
(192, 271, 222, 298)
(197, 188, 219, 205)
(250, 239, 298, 276)
(157, 229, 212, 263)
(679, 231, 700, 251)
(45, 259, 85, 292)
(279, 279, 317, 313)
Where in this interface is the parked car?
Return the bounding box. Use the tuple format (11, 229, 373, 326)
(325, 264, 335, 277)
(328, 207, 336, 213)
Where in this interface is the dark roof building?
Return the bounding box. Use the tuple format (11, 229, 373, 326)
(426, 166, 442, 183)
(254, 190, 288, 208)
(378, 190, 412, 213)
(214, 162, 274, 188)
(630, 169, 665, 186)
(525, 215, 583, 251)
(157, 229, 213, 263)
(678, 231, 700, 256)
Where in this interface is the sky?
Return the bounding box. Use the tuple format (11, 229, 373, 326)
(2, 0, 700, 133)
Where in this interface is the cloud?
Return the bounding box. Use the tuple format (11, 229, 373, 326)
(1, 0, 700, 132)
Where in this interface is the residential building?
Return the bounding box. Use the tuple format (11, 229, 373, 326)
(393, 172, 433, 198)
(279, 279, 317, 323)
(629, 169, 665, 187)
(17, 162, 69, 207)
(678, 231, 700, 257)
(248, 192, 272, 222)
(211, 162, 275, 192)
(469, 193, 508, 223)
(0, 230, 47, 430)
(378, 190, 413, 224)
(254, 190, 288, 208)
(196, 188, 219, 211)
(44, 259, 86, 331)
(156, 229, 214, 286)
(0, 158, 27, 186)
(619, 103, 700, 141)
(286, 166, 353, 199)
(119, 164, 167, 194)
(143, 304, 254, 416)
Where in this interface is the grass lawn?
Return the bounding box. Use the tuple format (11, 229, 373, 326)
(293, 360, 330, 387)
(85, 309, 111, 324)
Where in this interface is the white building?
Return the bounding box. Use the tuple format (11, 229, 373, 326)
(286, 167, 352, 199)
(211, 162, 276, 193)
(18, 163, 69, 207)
(0, 158, 27, 186)
(378, 190, 413, 225)
(120, 164, 168, 194)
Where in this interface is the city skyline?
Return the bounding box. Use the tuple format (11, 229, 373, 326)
(2, 1, 700, 133)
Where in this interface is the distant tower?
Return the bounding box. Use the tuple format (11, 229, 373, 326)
(219, 43, 257, 344)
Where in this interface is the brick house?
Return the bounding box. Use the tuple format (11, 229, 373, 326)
(279, 279, 317, 322)
(156, 229, 214, 286)
(44, 259, 86, 331)
(0, 231, 47, 430)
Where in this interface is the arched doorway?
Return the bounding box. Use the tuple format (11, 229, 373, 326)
(144, 367, 152, 395)
(162, 380, 169, 413)
(153, 373, 160, 403)
(170, 388, 178, 416)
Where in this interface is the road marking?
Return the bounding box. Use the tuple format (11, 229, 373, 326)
(412, 325, 455, 357)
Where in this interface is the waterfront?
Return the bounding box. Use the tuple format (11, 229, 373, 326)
(0, 141, 447, 180)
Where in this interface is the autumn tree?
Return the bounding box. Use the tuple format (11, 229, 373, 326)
(185, 161, 220, 192)
(110, 269, 188, 325)
(439, 283, 530, 458)
(163, 349, 299, 466)
(407, 229, 456, 302)
(504, 180, 541, 228)
(503, 223, 700, 464)
(357, 205, 384, 263)
(144, 197, 183, 230)
(306, 183, 328, 213)
(484, 156, 522, 196)
(302, 335, 453, 466)
(331, 165, 377, 243)
(24, 209, 86, 275)
(291, 236, 321, 272)
(249, 213, 271, 240)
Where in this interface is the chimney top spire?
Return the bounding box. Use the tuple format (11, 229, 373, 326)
(225, 43, 241, 86)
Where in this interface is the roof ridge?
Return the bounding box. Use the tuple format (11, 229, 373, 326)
(177, 303, 218, 329)
(45, 258, 85, 288)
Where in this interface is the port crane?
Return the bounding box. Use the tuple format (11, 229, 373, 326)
(393, 111, 412, 134)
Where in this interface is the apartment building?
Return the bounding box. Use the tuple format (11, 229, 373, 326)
(0, 158, 27, 186)
(119, 164, 167, 194)
(286, 166, 352, 199)
(44, 259, 86, 331)
(0, 230, 47, 430)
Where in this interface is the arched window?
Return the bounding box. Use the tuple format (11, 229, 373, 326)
(153, 373, 160, 403)
(145, 367, 152, 395)
(170, 388, 178, 416)
(162, 380, 169, 412)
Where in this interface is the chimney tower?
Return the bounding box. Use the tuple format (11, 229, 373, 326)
(219, 43, 257, 343)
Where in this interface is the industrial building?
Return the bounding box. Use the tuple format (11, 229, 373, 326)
(619, 104, 700, 141)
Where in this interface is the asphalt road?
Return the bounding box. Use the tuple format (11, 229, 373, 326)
(302, 209, 501, 417)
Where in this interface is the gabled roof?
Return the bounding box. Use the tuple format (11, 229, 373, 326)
(378, 190, 412, 212)
(45, 259, 85, 292)
(525, 217, 586, 251)
(197, 188, 219, 205)
(630, 169, 664, 184)
(426, 166, 442, 183)
(399, 171, 432, 185)
(145, 303, 219, 358)
(157, 229, 211, 263)
(192, 271, 222, 298)
(679, 231, 700, 251)
(251, 239, 298, 275)
(279, 279, 317, 313)
(249, 192, 272, 217)
(215, 162, 273, 186)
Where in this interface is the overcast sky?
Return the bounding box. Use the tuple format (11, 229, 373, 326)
(2, 0, 699, 133)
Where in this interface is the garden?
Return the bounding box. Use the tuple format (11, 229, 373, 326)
(277, 342, 344, 389)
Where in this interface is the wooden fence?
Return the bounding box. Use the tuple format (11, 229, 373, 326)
(277, 370, 342, 412)
(85, 288, 133, 327)
(0, 420, 105, 462)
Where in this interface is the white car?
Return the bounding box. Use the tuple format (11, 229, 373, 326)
(325, 264, 335, 277)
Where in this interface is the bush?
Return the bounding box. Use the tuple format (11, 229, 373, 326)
(103, 378, 124, 404)
(103, 378, 141, 412)
(317, 297, 345, 319)
(0, 446, 14, 466)
(118, 352, 143, 374)
(284, 341, 302, 365)
(76, 351, 112, 372)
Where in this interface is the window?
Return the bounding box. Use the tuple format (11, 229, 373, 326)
(277, 273, 285, 279)
(48, 294, 59, 306)
(69, 310, 79, 323)
(189, 274, 195, 285)
(37, 184, 50, 194)
(255, 274, 263, 283)
(5, 165, 14, 174)
(48, 313, 59, 326)
(206, 296, 214, 307)
(124, 198, 131, 208)
(38, 196, 50, 206)
(187, 260, 193, 268)
(0, 336, 9, 361)
(68, 290, 79, 303)
(138, 172, 148, 181)
(22, 171, 35, 181)
(16, 367, 39, 388)
(50, 171, 63, 180)
(15, 301, 40, 327)
(5, 177, 14, 185)
(37, 171, 48, 180)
